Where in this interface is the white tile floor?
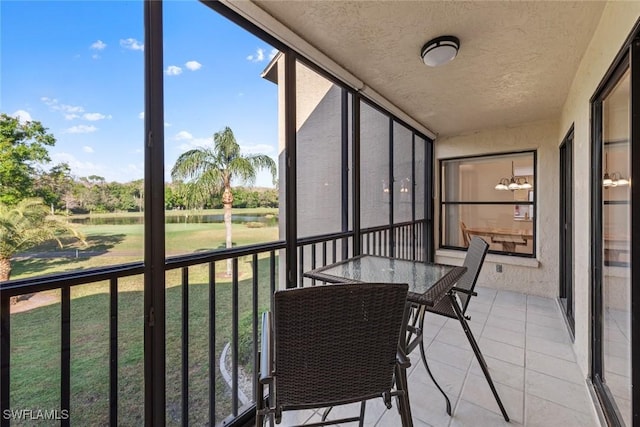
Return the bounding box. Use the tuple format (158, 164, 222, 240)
(282, 287, 602, 427)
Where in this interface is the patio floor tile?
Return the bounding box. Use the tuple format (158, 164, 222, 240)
(293, 288, 601, 427)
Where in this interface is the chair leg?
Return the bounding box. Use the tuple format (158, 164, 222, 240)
(395, 365, 413, 427)
(448, 294, 510, 422)
(358, 401, 366, 427)
(394, 364, 414, 427)
(321, 406, 332, 421)
(417, 310, 452, 415)
(255, 380, 264, 427)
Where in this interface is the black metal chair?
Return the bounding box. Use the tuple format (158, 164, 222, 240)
(408, 236, 510, 421)
(256, 282, 413, 427)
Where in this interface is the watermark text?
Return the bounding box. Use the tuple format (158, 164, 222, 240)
(2, 409, 69, 421)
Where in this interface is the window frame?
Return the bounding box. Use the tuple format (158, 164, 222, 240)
(439, 150, 537, 257)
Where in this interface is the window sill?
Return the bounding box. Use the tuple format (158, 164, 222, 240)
(435, 249, 540, 268)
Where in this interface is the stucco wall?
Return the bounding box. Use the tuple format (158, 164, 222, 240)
(434, 4, 639, 380)
(434, 119, 559, 298)
(559, 4, 640, 376)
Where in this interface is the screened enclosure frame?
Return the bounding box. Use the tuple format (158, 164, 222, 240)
(144, 1, 436, 425)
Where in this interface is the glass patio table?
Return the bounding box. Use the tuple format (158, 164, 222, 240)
(304, 254, 467, 308)
(304, 255, 467, 422)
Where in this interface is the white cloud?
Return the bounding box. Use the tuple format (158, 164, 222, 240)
(51, 152, 105, 176)
(65, 125, 98, 134)
(12, 110, 32, 123)
(268, 49, 279, 60)
(174, 130, 193, 141)
(41, 97, 85, 116)
(92, 54, 101, 60)
(83, 112, 111, 121)
(165, 122, 171, 127)
(185, 60, 202, 71)
(41, 97, 111, 122)
(91, 40, 107, 50)
(177, 137, 211, 152)
(240, 143, 275, 155)
(165, 65, 182, 76)
(83, 146, 94, 153)
(120, 38, 144, 51)
(246, 48, 265, 63)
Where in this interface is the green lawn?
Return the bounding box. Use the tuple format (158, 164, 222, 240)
(8, 209, 279, 425)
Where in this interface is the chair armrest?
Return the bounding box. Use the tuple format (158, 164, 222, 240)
(396, 345, 411, 370)
(451, 286, 477, 297)
(260, 311, 273, 384)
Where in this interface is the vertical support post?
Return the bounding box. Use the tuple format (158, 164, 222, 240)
(181, 268, 189, 427)
(389, 118, 395, 256)
(352, 95, 361, 256)
(0, 292, 9, 427)
(61, 287, 70, 427)
(341, 89, 350, 260)
(208, 262, 216, 426)
(143, 0, 166, 425)
(411, 134, 416, 261)
(630, 35, 640, 426)
(284, 51, 298, 289)
(231, 259, 239, 415)
(109, 278, 118, 425)
(426, 137, 434, 262)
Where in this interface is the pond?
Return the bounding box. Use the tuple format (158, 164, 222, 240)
(69, 213, 278, 226)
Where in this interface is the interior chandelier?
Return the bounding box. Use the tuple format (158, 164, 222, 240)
(494, 161, 532, 191)
(603, 153, 630, 188)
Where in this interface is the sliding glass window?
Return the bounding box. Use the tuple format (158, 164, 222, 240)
(440, 152, 536, 256)
(597, 67, 631, 426)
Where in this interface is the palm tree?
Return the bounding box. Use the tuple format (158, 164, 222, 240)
(171, 127, 277, 275)
(0, 198, 85, 303)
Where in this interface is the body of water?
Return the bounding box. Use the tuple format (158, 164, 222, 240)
(69, 213, 278, 226)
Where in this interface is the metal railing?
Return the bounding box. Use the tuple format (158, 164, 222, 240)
(0, 219, 426, 426)
(361, 220, 425, 261)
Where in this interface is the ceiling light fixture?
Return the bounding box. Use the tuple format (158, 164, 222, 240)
(421, 35, 460, 67)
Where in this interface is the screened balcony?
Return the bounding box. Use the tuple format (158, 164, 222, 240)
(1, 1, 639, 426)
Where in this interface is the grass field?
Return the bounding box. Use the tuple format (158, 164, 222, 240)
(8, 208, 279, 425)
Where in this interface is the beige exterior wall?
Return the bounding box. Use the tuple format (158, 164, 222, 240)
(559, 4, 640, 375)
(436, 2, 639, 382)
(434, 119, 559, 297)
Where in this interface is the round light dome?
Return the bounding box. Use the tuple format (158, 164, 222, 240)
(421, 36, 460, 67)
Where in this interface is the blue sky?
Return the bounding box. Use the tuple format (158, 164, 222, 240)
(1, 1, 279, 187)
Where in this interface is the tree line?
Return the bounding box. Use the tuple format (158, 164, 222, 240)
(0, 113, 278, 215)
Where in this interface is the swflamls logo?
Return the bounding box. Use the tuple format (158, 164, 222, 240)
(2, 409, 69, 420)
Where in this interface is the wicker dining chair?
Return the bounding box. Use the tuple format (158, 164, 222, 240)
(256, 282, 413, 427)
(409, 236, 510, 421)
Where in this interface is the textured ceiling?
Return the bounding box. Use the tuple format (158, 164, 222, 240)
(253, 1, 606, 137)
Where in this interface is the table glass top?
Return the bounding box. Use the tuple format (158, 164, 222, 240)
(312, 255, 455, 295)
